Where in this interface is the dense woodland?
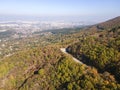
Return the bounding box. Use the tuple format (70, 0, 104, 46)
(67, 16, 120, 83)
(0, 46, 120, 90)
(0, 16, 120, 90)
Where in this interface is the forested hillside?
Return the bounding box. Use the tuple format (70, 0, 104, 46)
(67, 16, 120, 83)
(0, 46, 120, 90)
(0, 16, 120, 90)
(96, 16, 120, 30)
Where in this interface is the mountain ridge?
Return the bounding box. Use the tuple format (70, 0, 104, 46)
(96, 16, 120, 30)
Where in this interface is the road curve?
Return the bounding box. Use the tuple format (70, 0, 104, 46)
(60, 48, 83, 64)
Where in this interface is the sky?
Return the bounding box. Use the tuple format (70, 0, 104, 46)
(0, 0, 120, 22)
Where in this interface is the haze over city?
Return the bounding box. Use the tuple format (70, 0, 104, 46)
(0, 0, 120, 22)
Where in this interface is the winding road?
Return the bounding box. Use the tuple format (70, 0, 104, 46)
(60, 48, 83, 64)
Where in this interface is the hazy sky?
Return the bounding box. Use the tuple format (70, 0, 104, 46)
(0, 0, 120, 21)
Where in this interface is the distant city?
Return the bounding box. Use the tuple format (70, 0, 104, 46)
(0, 16, 92, 40)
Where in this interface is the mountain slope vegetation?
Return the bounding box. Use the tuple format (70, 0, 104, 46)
(0, 16, 120, 90)
(96, 16, 120, 30)
(67, 16, 120, 83)
(0, 46, 120, 90)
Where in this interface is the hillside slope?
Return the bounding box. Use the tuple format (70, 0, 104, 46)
(67, 16, 120, 83)
(96, 16, 120, 30)
(0, 46, 120, 90)
(0, 17, 120, 90)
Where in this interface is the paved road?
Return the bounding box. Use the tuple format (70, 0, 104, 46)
(60, 48, 83, 64)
